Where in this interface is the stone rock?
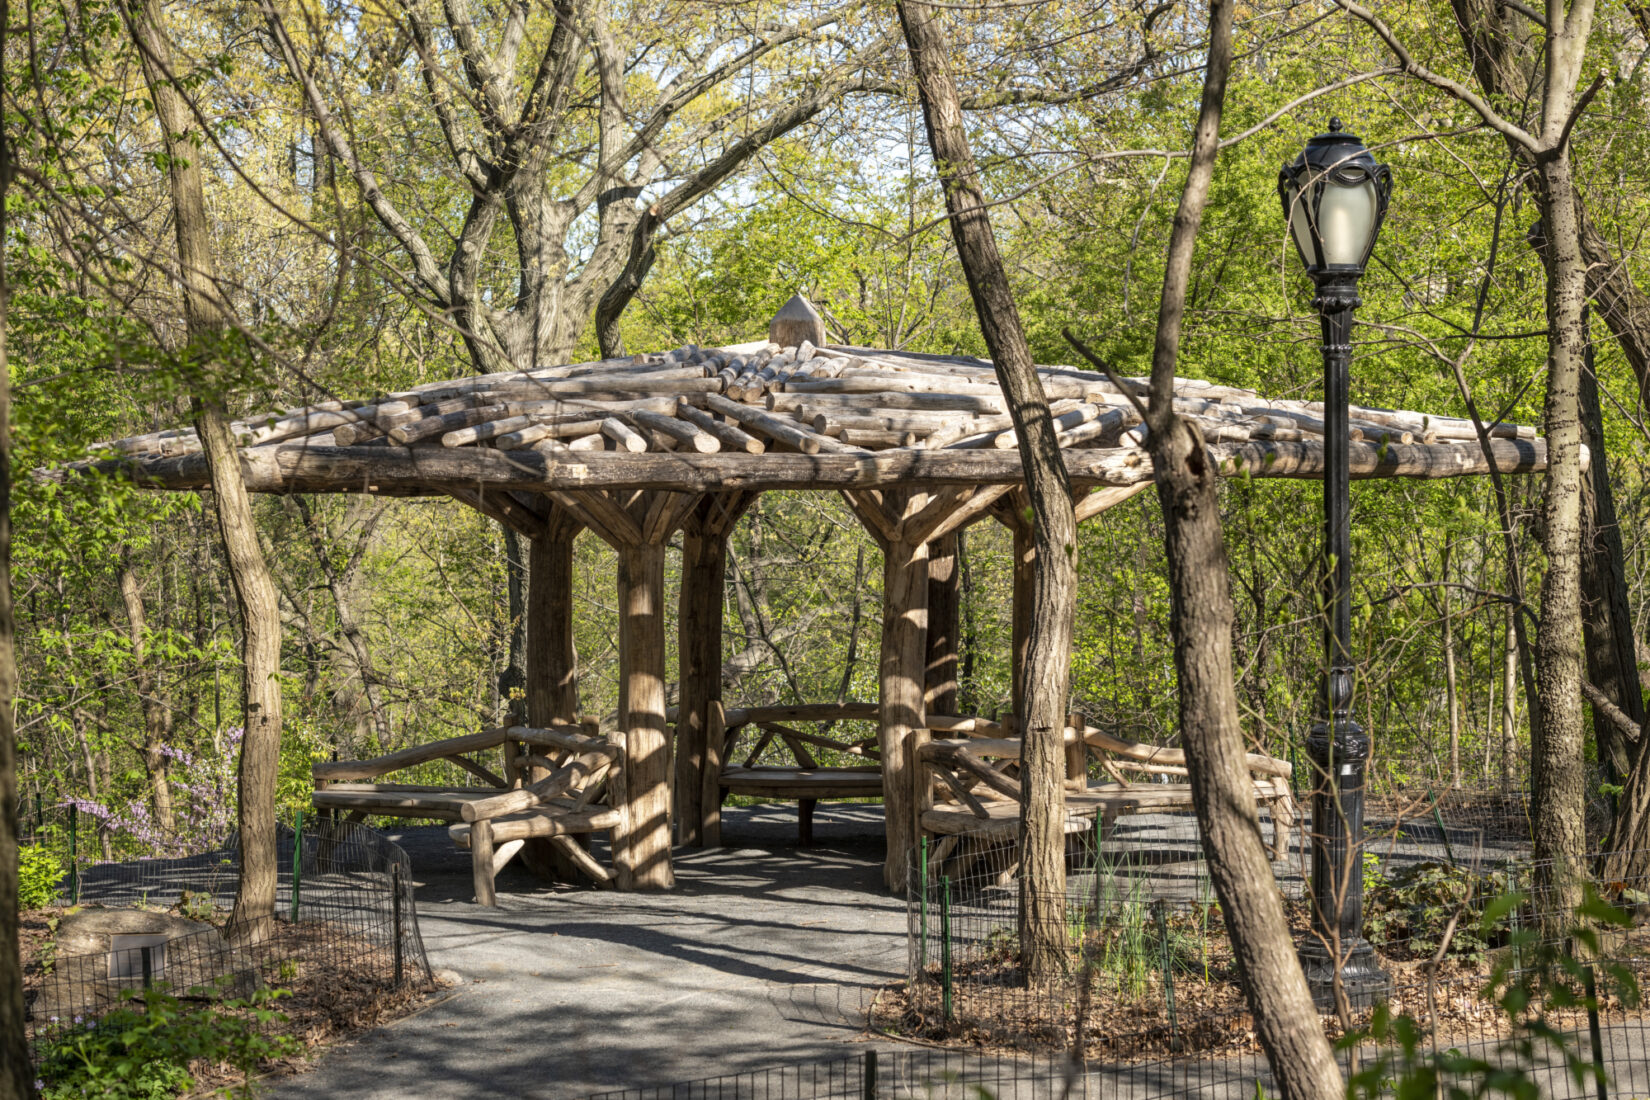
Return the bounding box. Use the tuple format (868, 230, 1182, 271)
(52, 907, 215, 962)
(30, 907, 262, 1024)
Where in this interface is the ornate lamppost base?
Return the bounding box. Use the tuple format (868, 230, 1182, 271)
(1299, 937, 1392, 1011)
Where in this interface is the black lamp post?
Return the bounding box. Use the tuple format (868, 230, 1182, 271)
(1278, 118, 1393, 1009)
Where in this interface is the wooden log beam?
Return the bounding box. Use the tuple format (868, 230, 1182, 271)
(315, 727, 517, 781)
(447, 755, 509, 788)
(67, 437, 1554, 496)
(675, 401, 765, 454)
(721, 702, 881, 726)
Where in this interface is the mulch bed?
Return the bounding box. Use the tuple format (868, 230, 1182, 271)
(872, 899, 1650, 1063)
(20, 905, 442, 1094)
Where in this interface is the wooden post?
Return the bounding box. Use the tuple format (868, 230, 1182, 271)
(676, 494, 755, 846)
(527, 505, 582, 728)
(701, 699, 727, 847)
(847, 486, 1013, 890)
(471, 819, 497, 906)
(617, 539, 672, 888)
(882, 533, 930, 891)
(523, 504, 584, 880)
(926, 532, 961, 716)
(542, 488, 698, 889)
(769, 293, 826, 348)
(993, 490, 1036, 728)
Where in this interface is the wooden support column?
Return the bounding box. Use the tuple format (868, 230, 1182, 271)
(548, 488, 701, 890)
(846, 485, 1006, 890)
(522, 502, 584, 881)
(993, 490, 1036, 728)
(617, 538, 671, 888)
(526, 504, 582, 727)
(997, 484, 1149, 775)
(676, 492, 757, 847)
(926, 532, 961, 716)
(880, 530, 929, 892)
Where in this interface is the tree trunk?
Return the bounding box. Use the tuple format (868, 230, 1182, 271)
(925, 532, 961, 716)
(1579, 342, 1646, 789)
(125, 0, 284, 940)
(1530, 152, 1591, 924)
(1073, 0, 1342, 1090)
(119, 558, 176, 835)
(895, 0, 1075, 980)
(0, 20, 36, 1085)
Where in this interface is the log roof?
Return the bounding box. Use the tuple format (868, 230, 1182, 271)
(65, 339, 1551, 498)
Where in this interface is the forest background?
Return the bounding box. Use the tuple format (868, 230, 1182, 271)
(7, 0, 1648, 853)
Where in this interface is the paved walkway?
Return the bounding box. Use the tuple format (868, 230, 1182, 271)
(272, 804, 905, 1100)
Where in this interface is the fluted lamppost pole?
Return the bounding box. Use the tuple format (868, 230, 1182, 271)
(1278, 119, 1394, 1009)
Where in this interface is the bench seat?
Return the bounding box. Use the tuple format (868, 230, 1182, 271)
(719, 765, 883, 800)
(718, 765, 884, 845)
(312, 784, 503, 821)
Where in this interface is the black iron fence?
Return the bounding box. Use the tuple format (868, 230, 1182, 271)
(24, 817, 431, 1048)
(581, 1022, 1650, 1100)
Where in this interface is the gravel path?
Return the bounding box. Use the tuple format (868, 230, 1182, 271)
(271, 804, 905, 1100)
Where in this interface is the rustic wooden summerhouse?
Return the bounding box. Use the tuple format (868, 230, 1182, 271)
(67, 297, 1552, 901)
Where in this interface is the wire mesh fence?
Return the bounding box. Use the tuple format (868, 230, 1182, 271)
(579, 1019, 1650, 1100)
(893, 792, 1650, 1089)
(22, 815, 432, 1055)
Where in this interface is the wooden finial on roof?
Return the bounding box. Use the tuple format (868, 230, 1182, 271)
(768, 293, 826, 349)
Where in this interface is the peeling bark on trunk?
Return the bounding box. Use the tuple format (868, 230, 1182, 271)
(125, 0, 284, 941)
(895, 0, 1075, 980)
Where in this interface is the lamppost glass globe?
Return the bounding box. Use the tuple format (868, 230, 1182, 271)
(1278, 118, 1392, 276)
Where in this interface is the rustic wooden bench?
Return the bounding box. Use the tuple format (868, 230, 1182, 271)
(918, 721, 1295, 868)
(716, 703, 885, 844)
(312, 721, 623, 905)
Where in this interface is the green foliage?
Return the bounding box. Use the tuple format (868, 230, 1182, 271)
(1347, 890, 1640, 1100)
(1363, 861, 1517, 963)
(18, 844, 65, 910)
(34, 988, 300, 1100)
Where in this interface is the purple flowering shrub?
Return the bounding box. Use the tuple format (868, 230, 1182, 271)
(62, 720, 330, 860)
(61, 729, 242, 859)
